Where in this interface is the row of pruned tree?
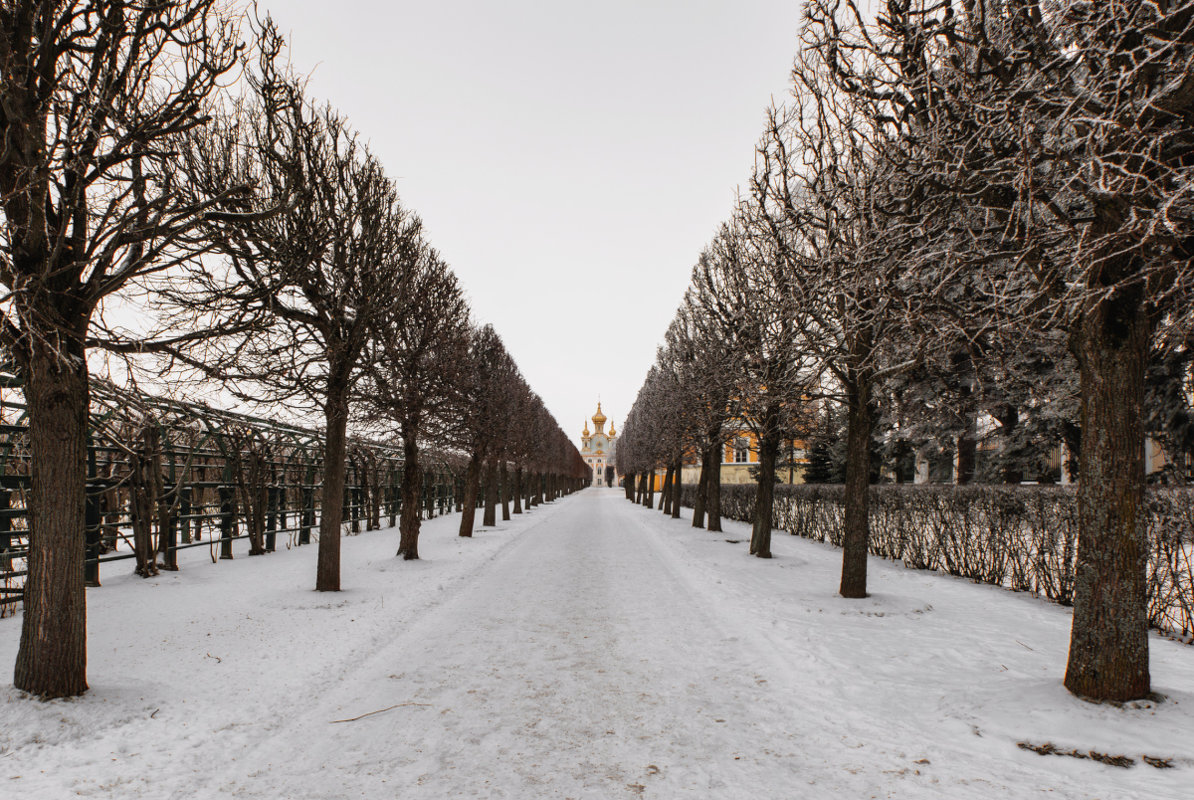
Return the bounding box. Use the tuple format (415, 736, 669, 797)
(619, 0, 1194, 703)
(0, 2, 584, 699)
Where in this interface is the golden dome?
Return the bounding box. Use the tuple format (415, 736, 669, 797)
(582, 419, 590, 437)
(608, 422, 616, 437)
(591, 402, 607, 428)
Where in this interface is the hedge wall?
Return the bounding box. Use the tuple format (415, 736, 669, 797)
(678, 483, 1194, 639)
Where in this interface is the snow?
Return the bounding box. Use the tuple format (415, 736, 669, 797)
(2, 488, 1193, 799)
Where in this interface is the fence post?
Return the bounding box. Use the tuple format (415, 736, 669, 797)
(266, 484, 279, 552)
(85, 446, 101, 586)
(388, 466, 398, 528)
(179, 486, 192, 545)
(358, 468, 366, 529)
(219, 463, 235, 559)
(277, 477, 288, 539)
(161, 491, 179, 571)
(160, 448, 179, 571)
(301, 464, 316, 545)
(341, 463, 353, 532)
(370, 468, 381, 531)
(423, 471, 433, 520)
(0, 489, 10, 572)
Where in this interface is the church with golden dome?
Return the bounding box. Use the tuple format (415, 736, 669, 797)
(580, 402, 618, 487)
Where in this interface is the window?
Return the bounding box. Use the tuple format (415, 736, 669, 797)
(734, 437, 750, 463)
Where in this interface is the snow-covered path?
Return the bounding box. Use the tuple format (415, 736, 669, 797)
(213, 488, 822, 798)
(4, 488, 1194, 799)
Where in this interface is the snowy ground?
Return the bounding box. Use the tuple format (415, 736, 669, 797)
(2, 488, 1192, 799)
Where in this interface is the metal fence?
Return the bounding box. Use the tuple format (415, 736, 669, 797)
(0, 366, 459, 612)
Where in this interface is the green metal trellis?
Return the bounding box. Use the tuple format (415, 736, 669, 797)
(0, 364, 459, 609)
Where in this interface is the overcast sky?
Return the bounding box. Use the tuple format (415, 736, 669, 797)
(263, 0, 802, 447)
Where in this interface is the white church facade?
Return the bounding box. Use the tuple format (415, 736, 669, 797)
(580, 402, 618, 487)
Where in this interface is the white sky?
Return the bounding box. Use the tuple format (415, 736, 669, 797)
(263, 0, 802, 446)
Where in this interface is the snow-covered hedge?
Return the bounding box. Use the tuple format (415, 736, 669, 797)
(678, 483, 1194, 639)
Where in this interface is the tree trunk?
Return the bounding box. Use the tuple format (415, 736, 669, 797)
(512, 465, 523, 514)
(661, 465, 674, 514)
(458, 453, 481, 536)
(316, 386, 350, 591)
(14, 347, 90, 698)
(246, 451, 267, 556)
(483, 459, 498, 527)
(646, 470, 655, 508)
(706, 449, 723, 533)
(396, 434, 422, 560)
(150, 426, 171, 567)
(692, 453, 707, 528)
(370, 465, 382, 530)
(839, 372, 875, 598)
(130, 430, 159, 577)
(955, 419, 976, 485)
(424, 470, 436, 519)
(671, 458, 682, 519)
(1064, 293, 1151, 701)
(500, 460, 511, 521)
(995, 406, 1023, 484)
(218, 481, 236, 559)
(625, 472, 635, 501)
(750, 428, 780, 558)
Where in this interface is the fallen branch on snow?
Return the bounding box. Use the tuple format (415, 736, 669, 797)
(330, 702, 431, 723)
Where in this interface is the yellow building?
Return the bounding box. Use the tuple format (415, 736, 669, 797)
(580, 402, 618, 487)
(678, 430, 809, 486)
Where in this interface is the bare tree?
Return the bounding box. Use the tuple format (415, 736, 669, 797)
(694, 210, 817, 558)
(751, 58, 920, 594)
(504, 388, 545, 515)
(1, 0, 241, 698)
(677, 272, 738, 532)
(448, 325, 519, 537)
(808, 0, 1194, 701)
(523, 395, 585, 507)
(171, 28, 421, 592)
(618, 367, 670, 508)
(642, 342, 689, 518)
(362, 247, 470, 560)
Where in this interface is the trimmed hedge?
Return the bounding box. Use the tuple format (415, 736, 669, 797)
(678, 483, 1194, 639)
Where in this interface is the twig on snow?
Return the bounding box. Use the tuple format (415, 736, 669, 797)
(330, 702, 430, 723)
